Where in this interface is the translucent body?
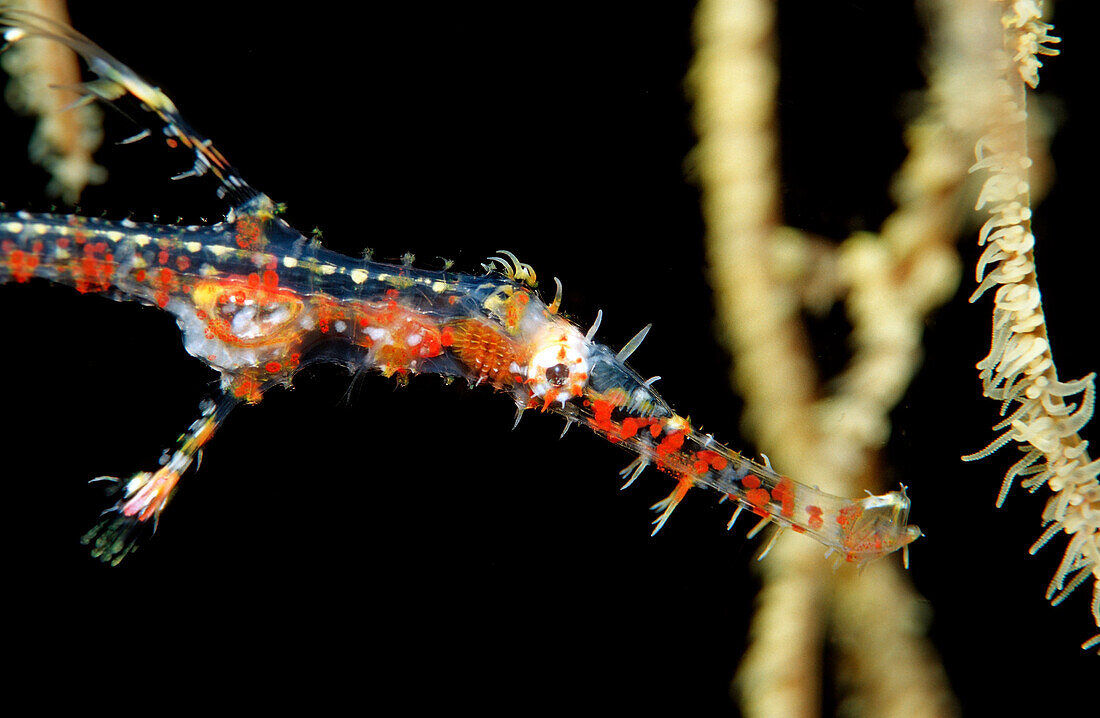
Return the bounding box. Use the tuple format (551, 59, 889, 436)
(0, 7, 920, 565)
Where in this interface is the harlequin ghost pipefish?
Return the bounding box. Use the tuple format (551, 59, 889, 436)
(0, 8, 920, 566)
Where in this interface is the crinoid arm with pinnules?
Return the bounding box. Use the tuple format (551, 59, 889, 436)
(0, 6, 920, 566)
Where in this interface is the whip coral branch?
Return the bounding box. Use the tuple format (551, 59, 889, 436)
(961, 0, 1098, 653)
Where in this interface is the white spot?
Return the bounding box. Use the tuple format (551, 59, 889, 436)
(3, 222, 23, 234)
(185, 241, 202, 253)
(407, 333, 422, 347)
(106, 230, 124, 243)
(320, 264, 336, 275)
(334, 320, 347, 333)
(365, 327, 390, 342)
(133, 234, 152, 246)
(351, 268, 369, 284)
(283, 256, 298, 268)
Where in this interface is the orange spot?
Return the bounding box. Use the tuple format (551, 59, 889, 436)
(695, 450, 727, 471)
(655, 430, 685, 457)
(746, 487, 770, 508)
(620, 417, 647, 439)
(591, 400, 614, 433)
(836, 504, 862, 528)
(772, 477, 796, 518)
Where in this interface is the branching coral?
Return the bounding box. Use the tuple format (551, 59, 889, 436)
(961, 0, 1098, 652)
(692, 0, 1094, 714)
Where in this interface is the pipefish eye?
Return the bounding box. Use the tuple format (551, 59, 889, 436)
(545, 363, 570, 386)
(527, 324, 590, 407)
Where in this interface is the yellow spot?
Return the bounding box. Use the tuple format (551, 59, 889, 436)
(431, 281, 449, 293)
(283, 256, 299, 268)
(351, 268, 369, 284)
(208, 245, 232, 257)
(320, 264, 337, 275)
(3, 222, 23, 234)
(106, 230, 125, 242)
(133, 234, 152, 246)
(185, 241, 202, 253)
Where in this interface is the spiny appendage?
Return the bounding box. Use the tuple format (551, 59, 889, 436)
(0, 6, 257, 206)
(591, 404, 922, 564)
(81, 398, 231, 564)
(482, 250, 538, 288)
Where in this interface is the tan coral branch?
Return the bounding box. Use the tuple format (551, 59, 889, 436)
(963, 0, 1099, 653)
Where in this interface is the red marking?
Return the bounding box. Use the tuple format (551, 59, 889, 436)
(807, 510, 823, 530)
(836, 504, 862, 528)
(655, 429, 685, 457)
(746, 487, 771, 508)
(134, 268, 147, 282)
(73, 241, 115, 293)
(792, 525, 806, 534)
(262, 270, 279, 289)
(176, 255, 191, 271)
(695, 449, 728, 472)
(690, 448, 726, 475)
(649, 423, 662, 439)
(9, 249, 32, 283)
(158, 249, 170, 265)
(235, 216, 262, 249)
(772, 477, 796, 518)
(232, 377, 262, 402)
(166, 138, 178, 148)
(742, 474, 761, 489)
(440, 326, 454, 347)
(619, 417, 648, 439)
(56, 237, 70, 249)
(591, 400, 614, 433)
(265, 361, 282, 373)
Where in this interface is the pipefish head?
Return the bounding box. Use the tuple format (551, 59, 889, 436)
(841, 486, 923, 568)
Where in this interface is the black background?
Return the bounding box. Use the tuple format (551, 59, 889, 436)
(1, 1, 1095, 714)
